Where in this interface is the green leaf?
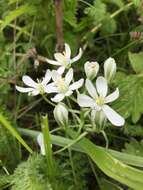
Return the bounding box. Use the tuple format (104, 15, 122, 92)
(19, 127, 143, 168)
(132, 0, 142, 6)
(123, 139, 143, 157)
(103, 0, 124, 8)
(1, 3, 36, 29)
(113, 74, 143, 123)
(128, 52, 143, 73)
(0, 114, 33, 153)
(69, 131, 143, 190)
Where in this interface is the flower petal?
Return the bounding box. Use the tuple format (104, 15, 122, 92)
(70, 48, 82, 63)
(105, 88, 119, 103)
(96, 76, 108, 97)
(52, 70, 61, 82)
(54, 53, 65, 63)
(22, 75, 37, 88)
(16, 86, 34, 93)
(85, 79, 98, 99)
(37, 133, 45, 155)
(46, 58, 61, 66)
(57, 66, 65, 75)
(45, 83, 58, 93)
(65, 90, 73, 96)
(69, 79, 84, 90)
(42, 69, 51, 85)
(102, 105, 125, 126)
(77, 94, 97, 108)
(51, 93, 65, 102)
(65, 43, 71, 59)
(65, 68, 73, 85)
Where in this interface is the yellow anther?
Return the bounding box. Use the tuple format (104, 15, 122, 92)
(96, 97, 104, 105)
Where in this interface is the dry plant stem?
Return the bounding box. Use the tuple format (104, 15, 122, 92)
(55, 0, 64, 52)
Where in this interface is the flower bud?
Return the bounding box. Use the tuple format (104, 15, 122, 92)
(84, 61, 99, 80)
(37, 133, 45, 155)
(91, 110, 107, 128)
(54, 103, 68, 127)
(104, 57, 116, 83)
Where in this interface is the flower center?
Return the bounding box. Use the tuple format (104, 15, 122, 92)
(37, 83, 45, 94)
(55, 78, 68, 93)
(96, 97, 105, 106)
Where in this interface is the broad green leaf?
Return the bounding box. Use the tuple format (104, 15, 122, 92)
(132, 0, 141, 6)
(128, 52, 143, 73)
(69, 131, 143, 190)
(113, 74, 143, 123)
(19, 127, 143, 168)
(1, 3, 36, 29)
(0, 114, 33, 153)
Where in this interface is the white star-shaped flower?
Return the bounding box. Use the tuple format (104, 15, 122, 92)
(46, 43, 82, 74)
(16, 70, 52, 96)
(77, 77, 125, 126)
(48, 68, 84, 102)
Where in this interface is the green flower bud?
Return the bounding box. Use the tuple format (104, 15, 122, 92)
(84, 61, 99, 80)
(54, 103, 68, 127)
(104, 57, 116, 83)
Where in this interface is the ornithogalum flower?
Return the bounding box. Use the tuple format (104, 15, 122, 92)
(46, 43, 82, 74)
(49, 68, 84, 102)
(16, 70, 52, 96)
(77, 77, 125, 126)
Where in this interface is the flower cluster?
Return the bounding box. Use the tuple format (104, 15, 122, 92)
(16, 43, 125, 127)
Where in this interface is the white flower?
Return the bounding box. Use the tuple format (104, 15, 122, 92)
(54, 103, 68, 126)
(84, 61, 99, 80)
(77, 77, 125, 126)
(46, 43, 82, 74)
(104, 57, 116, 83)
(16, 70, 52, 96)
(37, 133, 45, 155)
(48, 68, 84, 102)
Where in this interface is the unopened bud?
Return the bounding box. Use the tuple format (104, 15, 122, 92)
(91, 110, 107, 128)
(37, 133, 45, 155)
(84, 61, 99, 80)
(104, 57, 116, 83)
(54, 103, 68, 127)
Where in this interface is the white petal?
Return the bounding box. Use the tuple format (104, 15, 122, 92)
(77, 94, 96, 108)
(28, 89, 39, 96)
(52, 70, 61, 82)
(51, 93, 65, 102)
(45, 83, 58, 93)
(102, 105, 125, 126)
(65, 90, 73, 96)
(69, 79, 84, 90)
(96, 76, 108, 97)
(41, 69, 51, 85)
(104, 57, 116, 82)
(54, 53, 65, 63)
(16, 86, 34, 93)
(65, 68, 73, 85)
(85, 79, 98, 99)
(65, 43, 71, 59)
(46, 58, 61, 66)
(22, 75, 37, 88)
(57, 66, 65, 75)
(37, 133, 45, 155)
(105, 88, 119, 103)
(70, 48, 82, 63)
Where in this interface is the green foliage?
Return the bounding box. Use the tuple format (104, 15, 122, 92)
(11, 154, 52, 190)
(113, 74, 143, 123)
(124, 124, 143, 137)
(123, 138, 143, 157)
(0, 174, 11, 189)
(0, 127, 20, 172)
(128, 52, 143, 73)
(84, 0, 117, 34)
(100, 178, 123, 190)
